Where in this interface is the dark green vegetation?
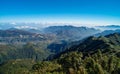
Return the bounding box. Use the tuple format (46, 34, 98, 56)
(0, 42, 51, 64)
(0, 33, 120, 74)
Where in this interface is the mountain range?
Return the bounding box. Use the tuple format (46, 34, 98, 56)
(0, 32, 120, 74)
(43, 25, 100, 41)
(95, 25, 120, 31)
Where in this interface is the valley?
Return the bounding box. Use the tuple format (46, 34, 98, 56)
(0, 24, 120, 74)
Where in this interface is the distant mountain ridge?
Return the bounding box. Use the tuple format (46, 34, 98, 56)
(0, 29, 35, 37)
(96, 25, 120, 30)
(43, 25, 100, 41)
(95, 29, 120, 37)
(0, 23, 42, 30)
(1, 22, 120, 31)
(0, 29, 53, 44)
(0, 25, 100, 44)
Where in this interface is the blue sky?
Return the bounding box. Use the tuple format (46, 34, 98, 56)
(0, 0, 120, 26)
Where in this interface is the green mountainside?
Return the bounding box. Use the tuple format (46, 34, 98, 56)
(0, 33, 120, 74)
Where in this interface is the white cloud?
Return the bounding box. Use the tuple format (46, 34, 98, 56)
(15, 26, 38, 29)
(10, 22, 17, 25)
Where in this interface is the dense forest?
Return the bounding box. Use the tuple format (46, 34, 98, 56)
(0, 33, 120, 74)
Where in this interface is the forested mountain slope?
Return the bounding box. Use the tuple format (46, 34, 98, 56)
(1, 33, 120, 74)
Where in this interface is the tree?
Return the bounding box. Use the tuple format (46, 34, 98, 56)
(58, 52, 83, 73)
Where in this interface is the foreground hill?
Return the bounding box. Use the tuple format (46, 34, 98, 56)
(31, 33, 120, 74)
(53, 33, 120, 59)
